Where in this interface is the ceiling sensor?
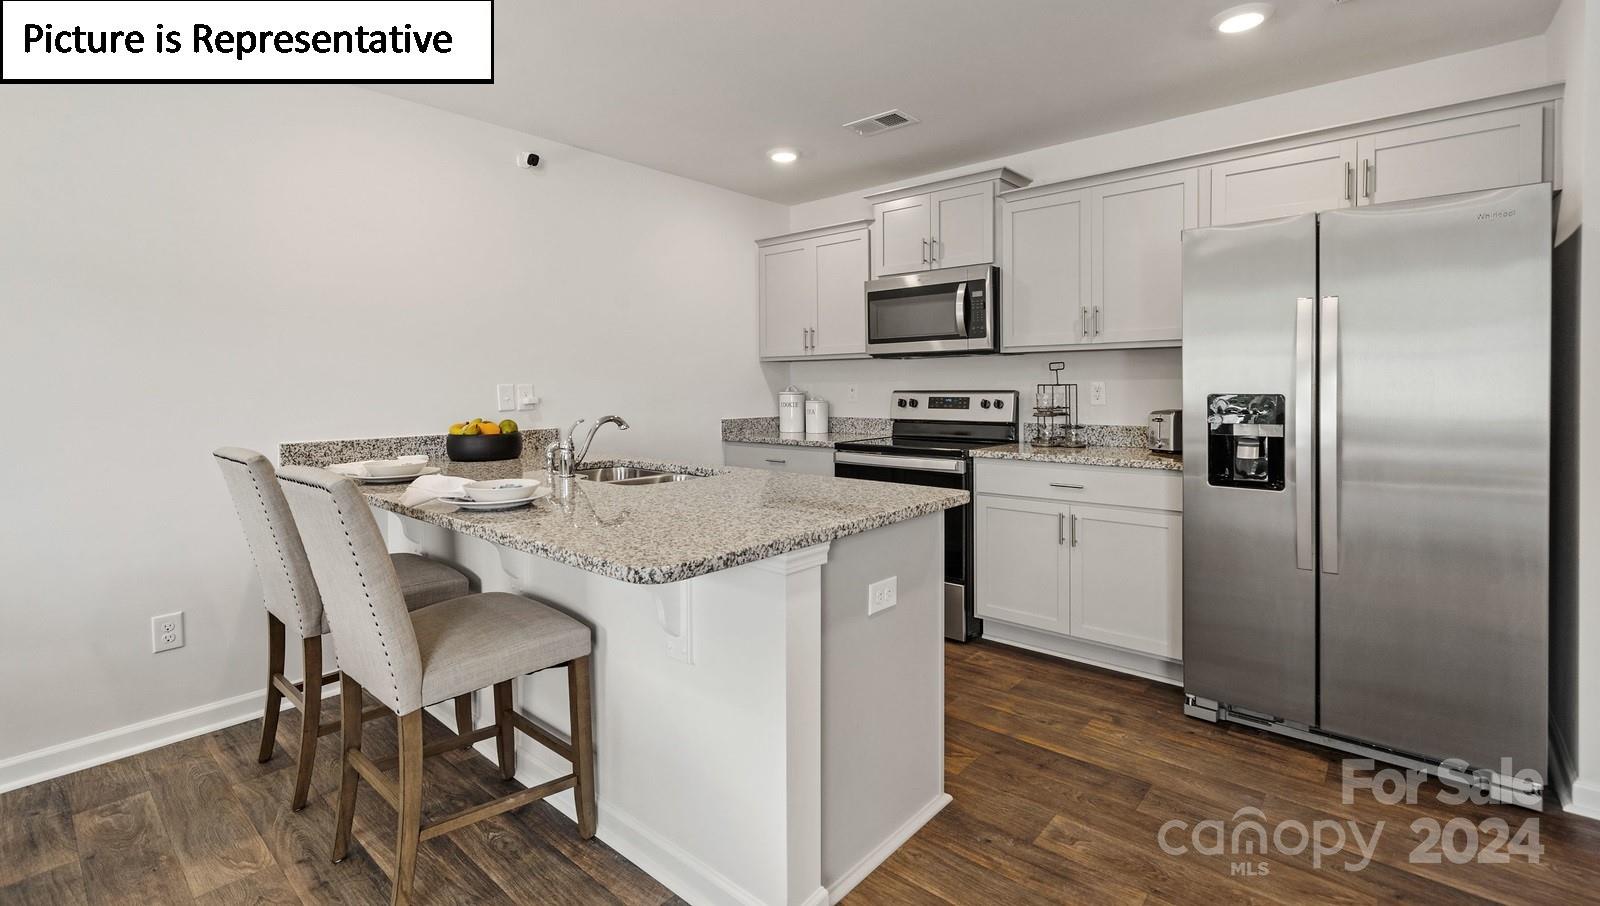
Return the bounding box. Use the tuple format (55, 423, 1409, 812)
(843, 109, 919, 137)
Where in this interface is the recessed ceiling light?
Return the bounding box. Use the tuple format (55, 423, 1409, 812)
(1212, 3, 1272, 34)
(768, 149, 799, 164)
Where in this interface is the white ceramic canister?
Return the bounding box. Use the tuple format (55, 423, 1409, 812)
(805, 399, 830, 435)
(778, 385, 807, 433)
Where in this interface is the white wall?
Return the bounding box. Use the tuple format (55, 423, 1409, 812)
(782, 36, 1559, 427)
(0, 86, 787, 770)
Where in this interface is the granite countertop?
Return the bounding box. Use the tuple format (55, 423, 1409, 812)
(721, 416, 890, 449)
(358, 458, 968, 585)
(970, 444, 1184, 472)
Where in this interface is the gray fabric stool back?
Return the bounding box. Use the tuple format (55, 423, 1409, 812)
(213, 447, 323, 639)
(276, 465, 425, 715)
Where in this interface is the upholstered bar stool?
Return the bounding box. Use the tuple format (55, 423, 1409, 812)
(213, 447, 474, 810)
(277, 465, 596, 906)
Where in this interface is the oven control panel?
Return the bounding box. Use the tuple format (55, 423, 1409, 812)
(891, 390, 1018, 423)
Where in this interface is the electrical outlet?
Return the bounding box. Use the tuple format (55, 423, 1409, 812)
(846, 385, 859, 402)
(496, 384, 517, 412)
(151, 611, 184, 653)
(516, 383, 539, 409)
(867, 577, 897, 616)
(1090, 381, 1107, 406)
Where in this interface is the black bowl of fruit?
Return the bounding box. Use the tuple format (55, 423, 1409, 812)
(445, 419, 523, 462)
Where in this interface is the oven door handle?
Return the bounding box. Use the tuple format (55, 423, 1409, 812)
(834, 451, 967, 474)
(952, 282, 967, 337)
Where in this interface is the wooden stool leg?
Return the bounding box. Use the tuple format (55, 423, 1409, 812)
(393, 710, 424, 906)
(493, 681, 516, 780)
(568, 656, 597, 839)
(291, 636, 323, 811)
(331, 675, 364, 863)
(258, 614, 286, 763)
(453, 694, 474, 741)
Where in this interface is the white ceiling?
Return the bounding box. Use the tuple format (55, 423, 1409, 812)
(375, 0, 1561, 204)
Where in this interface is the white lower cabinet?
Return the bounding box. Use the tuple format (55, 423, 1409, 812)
(974, 460, 1183, 669)
(722, 442, 834, 476)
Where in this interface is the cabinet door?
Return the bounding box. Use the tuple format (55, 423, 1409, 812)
(1089, 169, 1197, 344)
(1357, 106, 1544, 206)
(974, 495, 1069, 632)
(1209, 140, 1358, 226)
(931, 182, 996, 269)
(1067, 505, 1182, 658)
(872, 194, 932, 277)
(811, 228, 869, 357)
(1001, 189, 1091, 350)
(759, 240, 813, 359)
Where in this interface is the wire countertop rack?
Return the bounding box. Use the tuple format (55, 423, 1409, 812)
(1033, 362, 1086, 448)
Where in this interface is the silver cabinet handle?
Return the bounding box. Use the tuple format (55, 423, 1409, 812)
(1294, 297, 1316, 571)
(1070, 514, 1079, 547)
(930, 237, 938, 263)
(1058, 512, 1066, 546)
(808, 327, 814, 351)
(1319, 295, 1340, 573)
(1363, 160, 1375, 200)
(765, 458, 787, 464)
(1093, 307, 1102, 336)
(1081, 306, 1090, 339)
(921, 237, 929, 264)
(1049, 482, 1086, 490)
(1344, 162, 1354, 202)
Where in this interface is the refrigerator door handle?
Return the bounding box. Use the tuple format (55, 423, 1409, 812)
(1319, 295, 1340, 574)
(1295, 296, 1316, 570)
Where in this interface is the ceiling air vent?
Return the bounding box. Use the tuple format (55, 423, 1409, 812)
(843, 109, 920, 137)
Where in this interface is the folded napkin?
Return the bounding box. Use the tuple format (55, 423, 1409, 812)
(399, 474, 474, 507)
(328, 454, 429, 478)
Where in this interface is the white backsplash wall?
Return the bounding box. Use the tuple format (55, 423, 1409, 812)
(787, 348, 1180, 427)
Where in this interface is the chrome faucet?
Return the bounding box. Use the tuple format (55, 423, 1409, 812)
(546, 415, 630, 478)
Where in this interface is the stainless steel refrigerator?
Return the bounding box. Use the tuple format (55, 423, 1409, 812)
(1181, 184, 1551, 805)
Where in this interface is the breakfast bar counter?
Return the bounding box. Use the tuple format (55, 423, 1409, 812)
(280, 435, 963, 906)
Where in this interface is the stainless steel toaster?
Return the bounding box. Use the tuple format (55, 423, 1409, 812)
(1147, 409, 1182, 453)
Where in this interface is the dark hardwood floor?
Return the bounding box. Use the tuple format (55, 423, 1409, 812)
(3, 641, 1596, 904)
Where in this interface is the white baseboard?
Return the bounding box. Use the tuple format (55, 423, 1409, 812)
(0, 687, 265, 794)
(982, 620, 1183, 686)
(1568, 779, 1600, 822)
(825, 792, 950, 904)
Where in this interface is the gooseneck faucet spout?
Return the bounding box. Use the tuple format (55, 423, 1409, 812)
(577, 415, 630, 466)
(545, 415, 630, 479)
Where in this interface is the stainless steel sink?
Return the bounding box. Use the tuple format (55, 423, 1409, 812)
(574, 466, 699, 486)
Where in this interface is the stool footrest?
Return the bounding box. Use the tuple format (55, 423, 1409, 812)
(419, 774, 577, 842)
(509, 711, 574, 762)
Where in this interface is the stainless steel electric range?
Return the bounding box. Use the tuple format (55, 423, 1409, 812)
(834, 390, 1020, 641)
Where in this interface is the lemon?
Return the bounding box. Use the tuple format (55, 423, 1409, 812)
(462, 423, 482, 436)
(498, 419, 518, 434)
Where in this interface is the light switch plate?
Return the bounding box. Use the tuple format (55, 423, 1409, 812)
(516, 383, 538, 409)
(1090, 381, 1107, 406)
(846, 385, 859, 402)
(496, 384, 516, 412)
(868, 577, 897, 616)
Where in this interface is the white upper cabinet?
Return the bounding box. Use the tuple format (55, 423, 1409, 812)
(873, 195, 933, 278)
(756, 221, 870, 361)
(811, 229, 869, 357)
(867, 168, 1029, 278)
(1356, 106, 1545, 206)
(930, 182, 996, 269)
(1209, 139, 1358, 226)
(759, 240, 813, 359)
(1088, 168, 1198, 345)
(1000, 189, 1091, 350)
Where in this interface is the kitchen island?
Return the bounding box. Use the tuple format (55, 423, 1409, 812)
(280, 438, 965, 906)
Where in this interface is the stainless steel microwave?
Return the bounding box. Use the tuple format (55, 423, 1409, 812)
(865, 264, 997, 357)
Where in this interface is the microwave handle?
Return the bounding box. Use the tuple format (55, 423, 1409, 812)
(952, 282, 967, 337)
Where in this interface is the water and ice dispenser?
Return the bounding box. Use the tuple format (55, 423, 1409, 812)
(1206, 394, 1286, 491)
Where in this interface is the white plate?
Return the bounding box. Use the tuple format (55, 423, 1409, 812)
(358, 466, 440, 484)
(462, 477, 543, 502)
(438, 486, 552, 510)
